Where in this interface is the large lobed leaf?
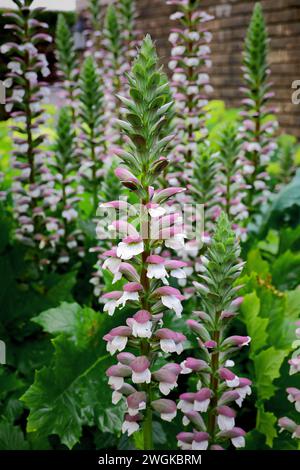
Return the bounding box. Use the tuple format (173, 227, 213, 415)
(22, 303, 124, 449)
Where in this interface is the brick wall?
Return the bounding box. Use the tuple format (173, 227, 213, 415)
(77, 0, 300, 138)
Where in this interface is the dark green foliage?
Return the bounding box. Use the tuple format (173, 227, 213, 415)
(55, 13, 78, 83)
(242, 3, 277, 214)
(217, 124, 244, 220)
(189, 142, 219, 227)
(104, 4, 121, 61)
(244, 3, 268, 92)
(197, 212, 242, 316)
(89, 0, 102, 31)
(55, 107, 76, 170)
(78, 56, 105, 213)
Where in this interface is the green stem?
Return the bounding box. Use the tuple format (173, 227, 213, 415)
(143, 385, 153, 450)
(207, 328, 220, 443)
(90, 126, 98, 214)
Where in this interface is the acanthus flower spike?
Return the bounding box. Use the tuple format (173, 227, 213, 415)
(167, 0, 214, 167)
(100, 36, 186, 450)
(3, 0, 54, 260)
(177, 213, 251, 450)
(240, 3, 278, 217)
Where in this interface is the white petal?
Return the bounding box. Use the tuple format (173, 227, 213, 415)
(108, 376, 124, 390)
(103, 257, 121, 273)
(111, 336, 128, 352)
(177, 400, 193, 413)
(147, 264, 168, 280)
(132, 368, 151, 384)
(112, 391, 123, 404)
(122, 421, 139, 436)
(194, 399, 210, 412)
(118, 292, 139, 307)
(192, 440, 209, 450)
(226, 376, 240, 387)
(117, 241, 144, 260)
(161, 410, 177, 422)
(103, 300, 118, 316)
(225, 360, 235, 367)
(149, 207, 166, 217)
(160, 339, 176, 354)
(231, 436, 245, 448)
(132, 320, 152, 339)
(170, 268, 186, 279)
(217, 415, 235, 431)
(178, 440, 192, 450)
(180, 360, 192, 374)
(159, 382, 175, 396)
(161, 295, 183, 317)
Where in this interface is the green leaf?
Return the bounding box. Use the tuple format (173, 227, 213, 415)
(254, 347, 287, 401)
(261, 170, 300, 234)
(240, 292, 268, 357)
(22, 305, 123, 449)
(271, 250, 300, 290)
(0, 422, 29, 450)
(256, 405, 277, 447)
(257, 230, 279, 256)
(32, 302, 81, 335)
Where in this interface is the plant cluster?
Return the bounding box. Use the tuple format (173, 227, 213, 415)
(0, 0, 299, 454)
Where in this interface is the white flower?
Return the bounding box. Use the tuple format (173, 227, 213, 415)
(172, 46, 185, 56)
(118, 291, 139, 308)
(130, 320, 152, 339)
(160, 339, 183, 355)
(62, 208, 77, 222)
(192, 439, 208, 450)
(106, 336, 128, 355)
(122, 420, 139, 436)
(161, 294, 183, 318)
(117, 239, 144, 260)
(108, 376, 124, 390)
(178, 400, 193, 413)
(226, 376, 240, 387)
(161, 410, 177, 422)
(159, 381, 177, 396)
(165, 233, 185, 250)
(103, 299, 119, 316)
(194, 399, 210, 413)
(169, 32, 178, 44)
(232, 436, 245, 448)
(217, 414, 235, 431)
(147, 264, 168, 281)
(148, 206, 166, 217)
(132, 368, 151, 384)
(112, 390, 123, 405)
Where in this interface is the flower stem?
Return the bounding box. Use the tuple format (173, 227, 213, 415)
(207, 328, 220, 443)
(143, 384, 153, 450)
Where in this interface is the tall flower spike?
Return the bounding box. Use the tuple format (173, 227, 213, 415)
(177, 213, 251, 450)
(78, 56, 105, 215)
(241, 2, 278, 216)
(3, 0, 53, 257)
(48, 107, 84, 265)
(216, 124, 248, 239)
(84, 0, 105, 69)
(103, 4, 123, 147)
(167, 0, 213, 167)
(118, 0, 138, 66)
(278, 321, 300, 441)
(55, 13, 79, 122)
(189, 141, 219, 231)
(101, 35, 186, 450)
